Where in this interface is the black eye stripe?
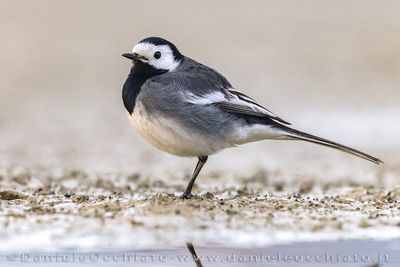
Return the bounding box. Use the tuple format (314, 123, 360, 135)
(154, 51, 161, 59)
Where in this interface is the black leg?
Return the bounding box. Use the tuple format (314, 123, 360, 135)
(186, 243, 203, 267)
(180, 156, 208, 199)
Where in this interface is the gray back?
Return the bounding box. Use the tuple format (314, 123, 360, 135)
(138, 57, 241, 138)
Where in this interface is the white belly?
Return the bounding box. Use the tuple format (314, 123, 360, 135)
(128, 103, 228, 157)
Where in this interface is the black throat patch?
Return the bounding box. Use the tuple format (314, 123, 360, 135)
(122, 62, 168, 114)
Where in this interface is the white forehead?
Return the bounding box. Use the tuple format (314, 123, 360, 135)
(131, 42, 180, 71)
(132, 42, 169, 54)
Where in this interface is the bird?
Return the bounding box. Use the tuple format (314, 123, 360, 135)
(122, 37, 383, 199)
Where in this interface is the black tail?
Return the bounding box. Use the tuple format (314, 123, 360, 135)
(279, 126, 383, 164)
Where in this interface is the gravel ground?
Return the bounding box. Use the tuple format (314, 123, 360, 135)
(1, 162, 399, 251)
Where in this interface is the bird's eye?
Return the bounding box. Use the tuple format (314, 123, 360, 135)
(154, 51, 161, 59)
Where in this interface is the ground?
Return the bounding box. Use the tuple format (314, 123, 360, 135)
(1, 160, 399, 251)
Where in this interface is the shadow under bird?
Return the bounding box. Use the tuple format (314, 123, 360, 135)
(122, 37, 383, 199)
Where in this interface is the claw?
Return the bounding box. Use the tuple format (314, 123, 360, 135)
(180, 192, 193, 199)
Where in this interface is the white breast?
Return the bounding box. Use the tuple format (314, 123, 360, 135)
(128, 101, 229, 157)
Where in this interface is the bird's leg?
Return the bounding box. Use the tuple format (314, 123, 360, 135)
(186, 243, 204, 267)
(180, 156, 208, 199)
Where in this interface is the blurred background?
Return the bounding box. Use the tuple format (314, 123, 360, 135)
(0, 0, 399, 177)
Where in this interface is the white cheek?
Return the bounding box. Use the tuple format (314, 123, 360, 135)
(132, 43, 180, 71)
(150, 56, 180, 71)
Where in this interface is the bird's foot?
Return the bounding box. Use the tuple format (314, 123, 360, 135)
(180, 191, 193, 199)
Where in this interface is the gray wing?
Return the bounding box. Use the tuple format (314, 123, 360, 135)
(213, 89, 291, 125)
(144, 57, 290, 125)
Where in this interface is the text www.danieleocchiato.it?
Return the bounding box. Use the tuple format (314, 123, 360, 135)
(5, 252, 390, 264)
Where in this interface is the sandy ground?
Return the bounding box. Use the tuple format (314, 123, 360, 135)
(1, 161, 400, 251)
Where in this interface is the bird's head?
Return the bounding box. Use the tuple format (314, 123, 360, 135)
(122, 37, 184, 72)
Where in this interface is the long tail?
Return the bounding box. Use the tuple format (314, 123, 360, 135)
(278, 125, 383, 164)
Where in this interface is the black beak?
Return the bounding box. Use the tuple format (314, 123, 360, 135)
(122, 53, 138, 60)
(122, 53, 147, 62)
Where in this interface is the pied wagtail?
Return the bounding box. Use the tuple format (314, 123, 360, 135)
(122, 37, 382, 199)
